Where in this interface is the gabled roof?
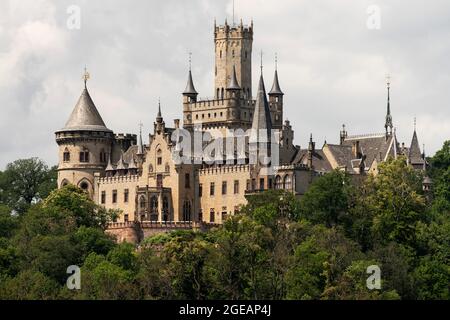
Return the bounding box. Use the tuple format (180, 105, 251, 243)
(342, 134, 396, 168)
(58, 87, 112, 133)
(291, 149, 333, 172)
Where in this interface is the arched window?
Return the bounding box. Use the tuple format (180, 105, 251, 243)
(275, 175, 283, 189)
(63, 148, 70, 162)
(79, 148, 89, 163)
(283, 175, 292, 190)
(150, 196, 158, 213)
(182, 200, 191, 222)
(139, 196, 147, 211)
(221, 88, 224, 100)
(217, 88, 220, 99)
(61, 179, 69, 188)
(100, 149, 108, 163)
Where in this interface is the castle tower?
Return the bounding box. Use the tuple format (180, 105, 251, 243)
(55, 70, 114, 197)
(214, 19, 253, 100)
(268, 56, 284, 129)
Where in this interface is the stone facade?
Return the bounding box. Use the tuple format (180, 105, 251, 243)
(55, 19, 430, 243)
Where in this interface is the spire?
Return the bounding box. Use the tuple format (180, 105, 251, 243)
(128, 154, 137, 171)
(83, 66, 90, 88)
(308, 133, 315, 152)
(183, 63, 198, 96)
(250, 72, 272, 136)
(57, 69, 112, 133)
(137, 122, 144, 155)
(408, 122, 424, 165)
(384, 75, 393, 136)
(227, 65, 241, 90)
(156, 98, 163, 123)
(105, 153, 115, 172)
(269, 55, 283, 95)
(116, 152, 127, 171)
(340, 124, 347, 145)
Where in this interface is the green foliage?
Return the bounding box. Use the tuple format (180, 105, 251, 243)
(300, 170, 353, 227)
(0, 158, 57, 214)
(0, 144, 449, 300)
(44, 185, 119, 229)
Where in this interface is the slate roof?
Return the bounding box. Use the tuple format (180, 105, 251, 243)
(57, 87, 112, 133)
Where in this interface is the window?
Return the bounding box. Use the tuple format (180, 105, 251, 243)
(284, 175, 292, 190)
(210, 182, 215, 196)
(275, 175, 283, 189)
(222, 210, 228, 222)
(199, 184, 203, 197)
(246, 179, 250, 191)
(157, 174, 163, 188)
(112, 190, 117, 204)
(150, 196, 158, 213)
(100, 150, 107, 163)
(210, 209, 215, 223)
(185, 173, 190, 188)
(79, 148, 89, 163)
(124, 189, 129, 203)
(101, 191, 106, 204)
(124, 214, 129, 222)
(220, 50, 222, 58)
(222, 181, 227, 195)
(245, 51, 248, 59)
(268, 178, 273, 189)
(183, 200, 191, 221)
(157, 157, 162, 165)
(232, 50, 235, 58)
(252, 179, 256, 190)
(234, 180, 239, 194)
(63, 148, 70, 162)
(259, 178, 265, 190)
(80, 181, 89, 191)
(139, 196, 146, 210)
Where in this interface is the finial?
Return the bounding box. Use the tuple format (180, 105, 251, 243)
(83, 66, 90, 88)
(232, 0, 235, 26)
(139, 122, 143, 134)
(386, 74, 391, 89)
(188, 52, 192, 71)
(260, 50, 263, 74)
(310, 133, 313, 141)
(414, 116, 417, 131)
(342, 124, 346, 130)
(275, 52, 278, 70)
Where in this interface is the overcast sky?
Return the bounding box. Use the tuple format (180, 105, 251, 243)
(0, 0, 449, 169)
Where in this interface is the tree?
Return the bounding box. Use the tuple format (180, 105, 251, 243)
(43, 185, 118, 229)
(0, 158, 57, 214)
(364, 158, 426, 246)
(300, 170, 353, 227)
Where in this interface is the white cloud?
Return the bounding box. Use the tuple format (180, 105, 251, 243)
(0, 0, 449, 169)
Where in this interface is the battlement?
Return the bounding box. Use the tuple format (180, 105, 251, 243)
(97, 174, 140, 185)
(115, 133, 137, 141)
(199, 164, 250, 175)
(186, 98, 255, 110)
(214, 21, 253, 38)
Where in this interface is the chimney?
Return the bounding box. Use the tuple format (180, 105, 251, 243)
(352, 140, 361, 158)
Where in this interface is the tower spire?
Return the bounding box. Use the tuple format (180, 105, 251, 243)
(137, 122, 144, 155)
(384, 75, 393, 137)
(183, 53, 198, 96)
(269, 53, 283, 95)
(156, 98, 162, 123)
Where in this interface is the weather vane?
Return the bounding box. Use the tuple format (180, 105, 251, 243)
(83, 66, 90, 87)
(386, 74, 391, 88)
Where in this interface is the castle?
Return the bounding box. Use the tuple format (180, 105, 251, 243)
(55, 19, 430, 242)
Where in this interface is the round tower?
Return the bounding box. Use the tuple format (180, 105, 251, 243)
(55, 71, 114, 197)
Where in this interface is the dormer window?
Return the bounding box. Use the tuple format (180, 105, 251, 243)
(79, 148, 89, 163)
(99, 150, 107, 163)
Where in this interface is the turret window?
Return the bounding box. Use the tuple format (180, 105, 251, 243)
(100, 150, 107, 163)
(63, 148, 70, 162)
(79, 148, 89, 163)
